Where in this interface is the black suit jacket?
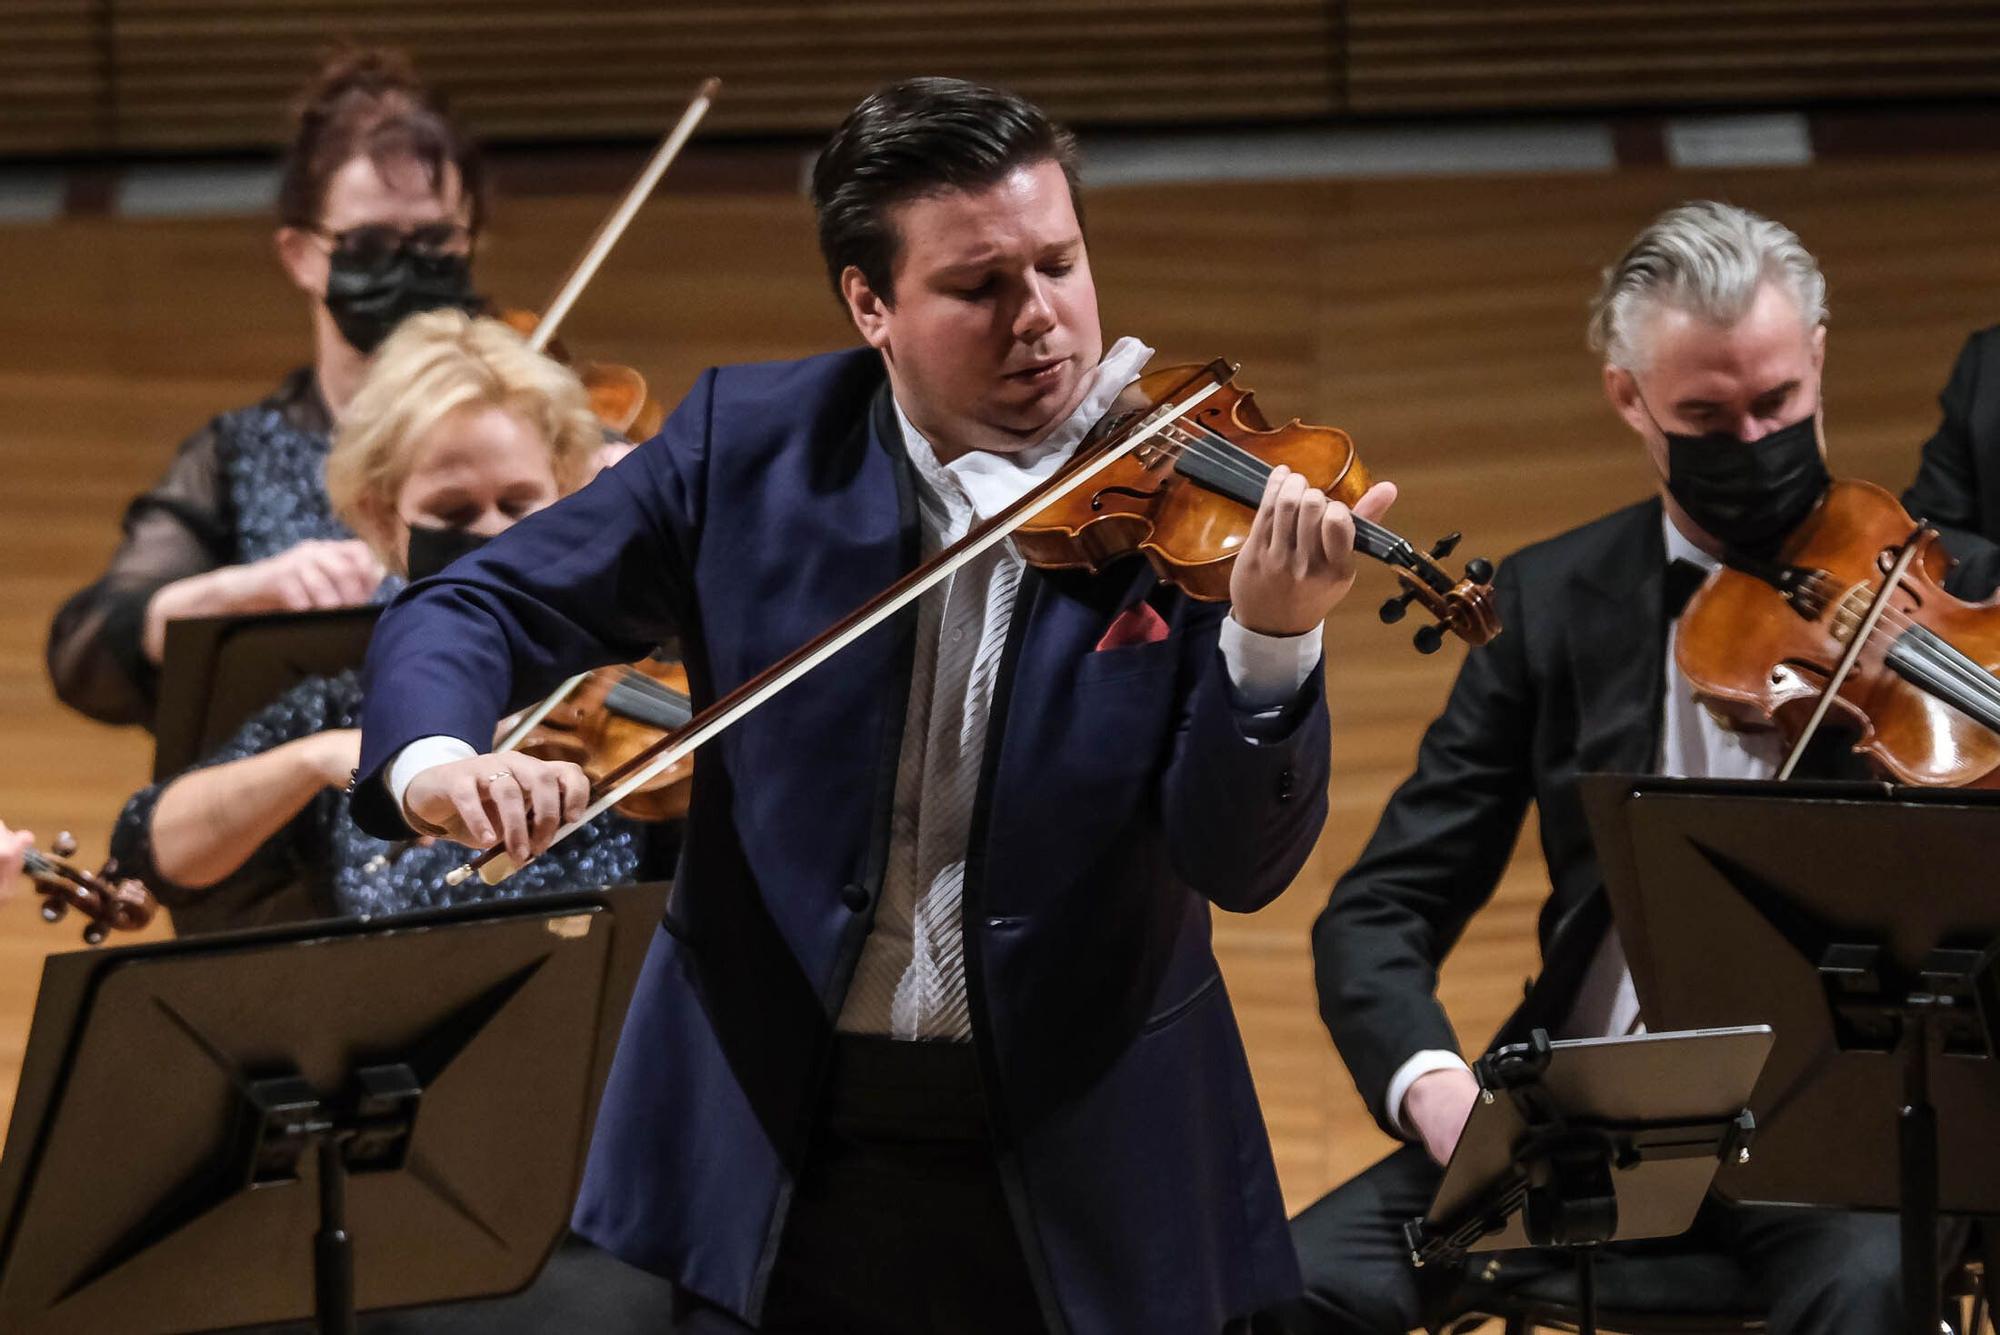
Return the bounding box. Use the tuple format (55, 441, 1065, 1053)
(1311, 497, 1880, 1136)
(1905, 325, 2000, 560)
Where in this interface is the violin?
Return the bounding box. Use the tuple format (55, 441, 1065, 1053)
(23, 833, 158, 946)
(450, 357, 1502, 886)
(497, 307, 666, 442)
(510, 656, 695, 820)
(1678, 478, 2000, 786)
(1017, 360, 1499, 651)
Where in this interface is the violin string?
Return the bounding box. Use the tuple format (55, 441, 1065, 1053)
(1898, 624, 2000, 715)
(1154, 422, 1276, 496)
(1151, 420, 1420, 571)
(611, 666, 691, 709)
(1786, 569, 2000, 719)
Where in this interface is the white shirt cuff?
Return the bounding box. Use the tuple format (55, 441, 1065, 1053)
(1218, 615, 1322, 712)
(1385, 1049, 1473, 1138)
(387, 735, 479, 825)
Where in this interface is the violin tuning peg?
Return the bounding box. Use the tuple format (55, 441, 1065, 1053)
(1464, 557, 1494, 584)
(83, 924, 106, 947)
(1428, 532, 1462, 560)
(1379, 591, 1416, 625)
(1413, 623, 1446, 655)
(41, 900, 64, 924)
(53, 832, 77, 858)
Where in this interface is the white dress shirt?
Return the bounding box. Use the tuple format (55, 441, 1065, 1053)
(1382, 511, 1786, 1133)
(388, 342, 1325, 1042)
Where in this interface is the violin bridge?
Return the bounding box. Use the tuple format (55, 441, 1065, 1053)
(1827, 584, 1872, 645)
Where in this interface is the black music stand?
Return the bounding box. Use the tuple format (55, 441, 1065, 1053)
(1406, 1027, 1770, 1335)
(1585, 775, 2000, 1335)
(154, 607, 381, 780)
(0, 881, 669, 1335)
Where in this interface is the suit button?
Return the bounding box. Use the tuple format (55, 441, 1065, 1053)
(1275, 768, 1296, 801)
(840, 881, 870, 911)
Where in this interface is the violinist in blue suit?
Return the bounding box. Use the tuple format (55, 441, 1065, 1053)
(351, 77, 1394, 1335)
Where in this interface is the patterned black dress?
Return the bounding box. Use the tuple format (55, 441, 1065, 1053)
(48, 368, 350, 727)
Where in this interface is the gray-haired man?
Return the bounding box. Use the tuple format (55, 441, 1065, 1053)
(1284, 201, 1982, 1334)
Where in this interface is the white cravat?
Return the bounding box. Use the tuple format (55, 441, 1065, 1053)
(1383, 511, 1786, 1131)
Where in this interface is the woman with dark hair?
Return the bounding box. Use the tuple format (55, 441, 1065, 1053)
(47, 47, 487, 728)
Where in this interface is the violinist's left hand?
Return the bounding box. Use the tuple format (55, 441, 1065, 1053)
(0, 819, 32, 907)
(1229, 467, 1398, 636)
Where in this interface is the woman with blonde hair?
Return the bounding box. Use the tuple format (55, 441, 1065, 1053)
(107, 310, 662, 934)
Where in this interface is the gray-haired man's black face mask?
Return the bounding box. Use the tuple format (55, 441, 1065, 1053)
(1644, 399, 1830, 556)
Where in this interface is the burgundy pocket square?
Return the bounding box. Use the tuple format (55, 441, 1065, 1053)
(1095, 603, 1170, 652)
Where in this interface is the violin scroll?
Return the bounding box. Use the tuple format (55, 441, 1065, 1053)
(26, 832, 158, 946)
(1365, 525, 1501, 654)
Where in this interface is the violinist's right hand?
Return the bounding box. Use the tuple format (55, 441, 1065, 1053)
(143, 539, 386, 663)
(403, 752, 591, 866)
(1404, 1065, 1480, 1168)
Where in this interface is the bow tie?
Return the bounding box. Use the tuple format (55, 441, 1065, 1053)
(1665, 558, 1710, 619)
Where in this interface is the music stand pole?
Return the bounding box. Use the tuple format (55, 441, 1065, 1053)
(1574, 1246, 1598, 1335)
(314, 1136, 356, 1335)
(1898, 1002, 1941, 1335)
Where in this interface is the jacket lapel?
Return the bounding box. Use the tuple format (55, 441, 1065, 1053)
(1567, 499, 1671, 778)
(1513, 501, 1670, 1035)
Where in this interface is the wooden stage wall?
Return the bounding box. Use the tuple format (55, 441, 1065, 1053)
(2, 149, 1997, 1215)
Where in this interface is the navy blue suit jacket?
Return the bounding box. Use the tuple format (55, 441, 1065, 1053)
(352, 349, 1331, 1333)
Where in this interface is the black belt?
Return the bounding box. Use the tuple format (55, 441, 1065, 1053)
(822, 1034, 988, 1144)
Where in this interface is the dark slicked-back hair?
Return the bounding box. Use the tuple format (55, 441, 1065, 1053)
(811, 77, 1081, 305)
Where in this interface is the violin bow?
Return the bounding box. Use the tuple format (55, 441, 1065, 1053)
(526, 76, 720, 354)
(492, 77, 722, 752)
(447, 371, 1230, 886)
(1775, 529, 1925, 780)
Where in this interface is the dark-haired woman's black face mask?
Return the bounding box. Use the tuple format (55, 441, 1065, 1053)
(324, 243, 479, 355)
(1662, 412, 1831, 556)
(404, 523, 490, 582)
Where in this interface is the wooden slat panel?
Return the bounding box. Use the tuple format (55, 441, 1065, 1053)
(14, 2, 2000, 156)
(1348, 0, 2000, 113)
(102, 0, 1338, 150)
(0, 1, 107, 154)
